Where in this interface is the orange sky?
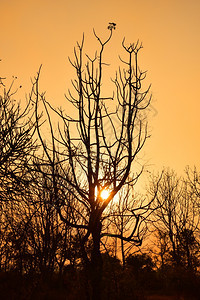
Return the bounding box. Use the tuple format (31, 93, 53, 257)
(1, 0, 200, 179)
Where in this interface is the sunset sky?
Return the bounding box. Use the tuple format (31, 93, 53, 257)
(1, 0, 200, 179)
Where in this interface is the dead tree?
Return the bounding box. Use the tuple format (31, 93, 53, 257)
(32, 24, 152, 299)
(0, 76, 36, 201)
(0, 72, 37, 272)
(102, 183, 151, 269)
(148, 169, 200, 271)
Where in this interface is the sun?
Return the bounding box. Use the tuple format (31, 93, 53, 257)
(100, 189, 110, 200)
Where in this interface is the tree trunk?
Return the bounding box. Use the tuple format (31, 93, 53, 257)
(90, 220, 103, 300)
(80, 240, 91, 300)
(121, 238, 126, 269)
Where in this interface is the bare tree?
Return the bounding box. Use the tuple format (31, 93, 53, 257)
(0, 73, 36, 272)
(32, 25, 152, 299)
(0, 76, 36, 201)
(102, 184, 151, 269)
(27, 160, 81, 278)
(186, 166, 200, 205)
(148, 169, 200, 272)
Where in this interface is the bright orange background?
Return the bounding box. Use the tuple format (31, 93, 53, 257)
(1, 0, 200, 180)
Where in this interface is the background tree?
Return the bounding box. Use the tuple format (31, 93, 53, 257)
(148, 169, 200, 272)
(0, 74, 36, 272)
(27, 160, 82, 278)
(186, 166, 200, 208)
(0, 76, 36, 200)
(102, 183, 151, 269)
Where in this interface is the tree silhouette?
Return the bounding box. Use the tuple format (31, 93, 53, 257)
(102, 183, 151, 269)
(32, 26, 152, 300)
(148, 169, 199, 271)
(0, 76, 36, 201)
(0, 75, 36, 273)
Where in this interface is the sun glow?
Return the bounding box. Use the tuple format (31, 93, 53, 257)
(100, 189, 110, 200)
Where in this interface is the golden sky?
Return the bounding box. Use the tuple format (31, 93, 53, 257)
(1, 0, 200, 176)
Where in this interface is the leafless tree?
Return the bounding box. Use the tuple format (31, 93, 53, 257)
(32, 25, 152, 299)
(27, 160, 82, 278)
(102, 184, 151, 269)
(148, 169, 200, 271)
(0, 161, 78, 278)
(0, 76, 36, 201)
(186, 166, 200, 205)
(0, 73, 37, 272)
